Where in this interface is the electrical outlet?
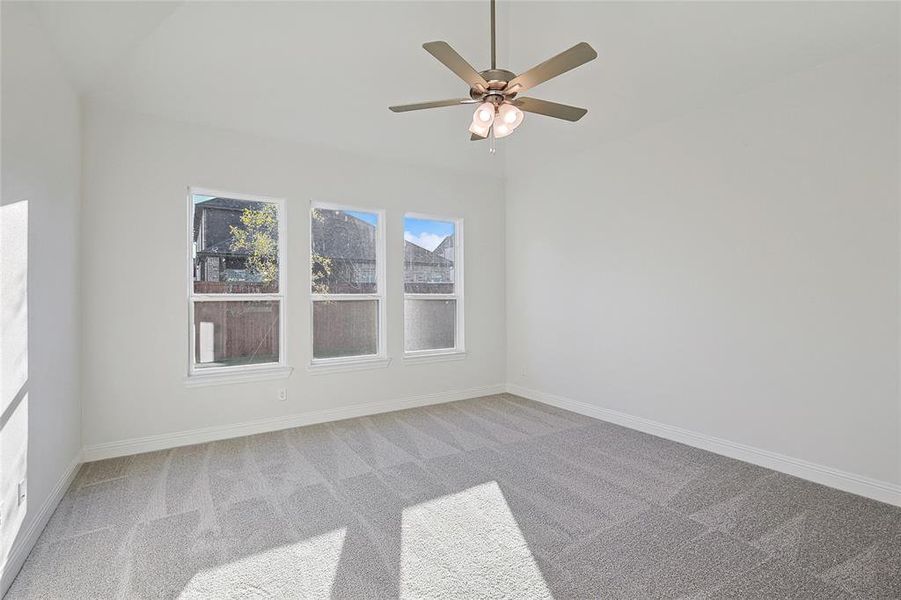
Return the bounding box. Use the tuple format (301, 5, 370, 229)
(278, 388, 287, 402)
(17, 479, 26, 506)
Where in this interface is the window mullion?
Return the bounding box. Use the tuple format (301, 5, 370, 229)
(311, 293, 381, 302)
(404, 293, 457, 301)
(193, 293, 284, 302)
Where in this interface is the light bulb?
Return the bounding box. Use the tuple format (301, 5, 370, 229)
(497, 103, 524, 130)
(473, 102, 495, 124)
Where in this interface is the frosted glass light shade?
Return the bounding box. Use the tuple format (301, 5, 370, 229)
(473, 102, 495, 125)
(469, 121, 491, 137)
(493, 122, 513, 138)
(497, 103, 524, 129)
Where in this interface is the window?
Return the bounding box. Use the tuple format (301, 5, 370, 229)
(404, 214, 463, 356)
(188, 189, 287, 380)
(310, 204, 386, 367)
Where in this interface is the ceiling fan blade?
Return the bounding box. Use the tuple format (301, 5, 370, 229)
(513, 97, 588, 122)
(423, 41, 488, 92)
(389, 98, 478, 112)
(505, 42, 597, 94)
(470, 132, 487, 141)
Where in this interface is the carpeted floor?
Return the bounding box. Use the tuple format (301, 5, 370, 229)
(6, 393, 900, 599)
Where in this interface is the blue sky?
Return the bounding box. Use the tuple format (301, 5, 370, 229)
(340, 212, 454, 252)
(345, 210, 378, 225)
(404, 217, 453, 251)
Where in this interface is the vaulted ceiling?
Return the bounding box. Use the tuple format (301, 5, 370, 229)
(26, 1, 898, 174)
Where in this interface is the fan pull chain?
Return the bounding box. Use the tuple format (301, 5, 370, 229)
(489, 127, 496, 155)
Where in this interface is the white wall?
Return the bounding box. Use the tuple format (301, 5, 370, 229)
(506, 41, 900, 485)
(1, 3, 82, 592)
(80, 105, 506, 450)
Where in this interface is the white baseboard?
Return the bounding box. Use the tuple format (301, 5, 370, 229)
(507, 383, 901, 508)
(1, 453, 82, 597)
(82, 384, 507, 462)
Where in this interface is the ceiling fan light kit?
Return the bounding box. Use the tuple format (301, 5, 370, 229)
(389, 0, 597, 151)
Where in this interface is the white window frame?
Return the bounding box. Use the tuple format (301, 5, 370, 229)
(186, 187, 291, 386)
(309, 201, 389, 373)
(403, 212, 465, 362)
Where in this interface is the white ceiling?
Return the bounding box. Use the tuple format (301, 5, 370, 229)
(27, 1, 899, 174)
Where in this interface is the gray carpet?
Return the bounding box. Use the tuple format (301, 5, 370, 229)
(6, 394, 900, 599)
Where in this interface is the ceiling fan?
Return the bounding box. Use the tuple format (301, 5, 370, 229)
(389, 0, 596, 150)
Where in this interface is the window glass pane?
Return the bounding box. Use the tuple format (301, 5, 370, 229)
(405, 299, 455, 352)
(192, 194, 279, 294)
(313, 300, 378, 359)
(311, 208, 378, 294)
(404, 217, 454, 293)
(194, 301, 279, 368)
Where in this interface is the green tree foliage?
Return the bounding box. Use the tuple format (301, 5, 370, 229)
(229, 205, 332, 292)
(229, 204, 279, 284)
(311, 208, 332, 294)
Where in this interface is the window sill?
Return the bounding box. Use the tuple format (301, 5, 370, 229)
(403, 351, 467, 365)
(185, 366, 293, 388)
(307, 356, 391, 375)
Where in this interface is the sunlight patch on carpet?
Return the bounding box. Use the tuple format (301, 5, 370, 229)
(400, 481, 552, 598)
(178, 527, 346, 599)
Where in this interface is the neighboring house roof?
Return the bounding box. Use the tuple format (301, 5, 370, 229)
(312, 209, 377, 261)
(194, 197, 268, 256)
(202, 240, 243, 255)
(433, 235, 454, 259)
(404, 239, 453, 267)
(196, 197, 257, 212)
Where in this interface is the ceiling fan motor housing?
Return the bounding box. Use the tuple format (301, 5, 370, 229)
(470, 69, 518, 101)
